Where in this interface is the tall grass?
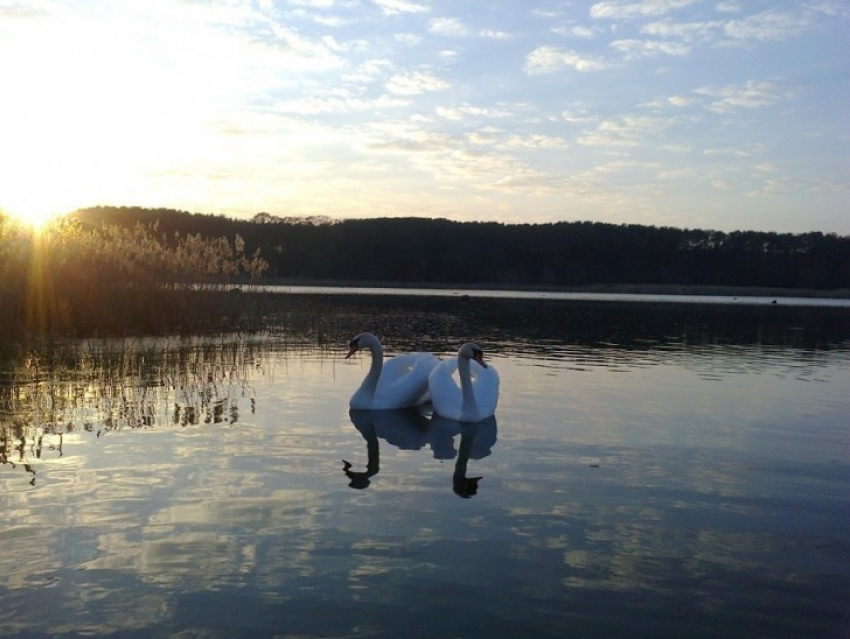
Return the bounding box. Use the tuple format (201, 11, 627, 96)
(0, 212, 268, 341)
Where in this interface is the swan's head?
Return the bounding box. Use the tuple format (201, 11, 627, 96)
(346, 332, 378, 359)
(459, 343, 487, 368)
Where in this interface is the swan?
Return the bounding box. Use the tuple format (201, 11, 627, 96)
(428, 343, 500, 422)
(346, 332, 438, 410)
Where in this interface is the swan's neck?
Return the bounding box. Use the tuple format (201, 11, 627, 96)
(361, 343, 383, 398)
(458, 356, 478, 418)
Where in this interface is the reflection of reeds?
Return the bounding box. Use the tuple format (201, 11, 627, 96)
(0, 337, 271, 483)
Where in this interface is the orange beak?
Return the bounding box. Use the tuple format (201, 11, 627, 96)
(474, 352, 488, 368)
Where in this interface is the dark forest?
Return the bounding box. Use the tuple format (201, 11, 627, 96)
(72, 206, 850, 291)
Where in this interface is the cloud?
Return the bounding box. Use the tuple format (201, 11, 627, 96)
(524, 46, 610, 74)
(695, 81, 791, 113)
(394, 32, 422, 46)
(0, 2, 45, 19)
(640, 94, 697, 109)
(723, 10, 809, 41)
(386, 71, 449, 95)
(711, 180, 737, 190)
(287, 0, 335, 6)
(551, 24, 600, 39)
(641, 19, 723, 42)
(500, 134, 569, 150)
(639, 7, 828, 48)
(274, 93, 408, 114)
(429, 17, 467, 36)
(656, 167, 696, 180)
(373, 0, 429, 16)
(578, 115, 674, 147)
(807, 1, 850, 19)
(436, 104, 512, 121)
(561, 110, 596, 123)
(590, 0, 702, 20)
(746, 178, 791, 197)
(610, 38, 691, 58)
(570, 25, 599, 39)
(714, 2, 741, 14)
(479, 29, 512, 39)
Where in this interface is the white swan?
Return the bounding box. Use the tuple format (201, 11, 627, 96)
(428, 343, 500, 422)
(346, 332, 438, 410)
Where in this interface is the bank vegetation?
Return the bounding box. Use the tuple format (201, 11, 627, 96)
(0, 211, 268, 342)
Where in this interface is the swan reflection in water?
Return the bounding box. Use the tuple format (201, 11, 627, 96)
(343, 409, 497, 497)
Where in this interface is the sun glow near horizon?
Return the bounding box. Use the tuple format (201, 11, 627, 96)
(0, 4, 241, 232)
(1, 1, 848, 235)
(2, 202, 69, 232)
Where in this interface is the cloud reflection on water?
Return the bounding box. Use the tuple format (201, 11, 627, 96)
(0, 300, 848, 636)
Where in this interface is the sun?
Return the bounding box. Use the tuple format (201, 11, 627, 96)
(2, 203, 67, 232)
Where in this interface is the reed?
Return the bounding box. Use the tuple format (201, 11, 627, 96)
(0, 213, 269, 342)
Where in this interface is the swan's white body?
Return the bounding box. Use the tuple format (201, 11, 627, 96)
(347, 332, 438, 410)
(429, 343, 500, 422)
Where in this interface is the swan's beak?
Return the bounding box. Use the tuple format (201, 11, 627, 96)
(473, 352, 488, 368)
(345, 345, 358, 359)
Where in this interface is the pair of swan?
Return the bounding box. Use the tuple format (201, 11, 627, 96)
(345, 332, 500, 422)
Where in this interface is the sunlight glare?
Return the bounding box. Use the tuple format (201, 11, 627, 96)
(4, 203, 66, 231)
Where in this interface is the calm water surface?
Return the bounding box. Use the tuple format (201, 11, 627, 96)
(1, 295, 848, 638)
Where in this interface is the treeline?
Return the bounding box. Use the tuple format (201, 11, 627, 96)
(72, 206, 850, 290)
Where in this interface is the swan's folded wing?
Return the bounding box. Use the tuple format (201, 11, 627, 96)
(428, 359, 462, 417)
(377, 352, 438, 407)
(470, 361, 500, 418)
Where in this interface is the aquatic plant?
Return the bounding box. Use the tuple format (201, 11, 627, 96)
(0, 211, 268, 340)
(0, 336, 267, 484)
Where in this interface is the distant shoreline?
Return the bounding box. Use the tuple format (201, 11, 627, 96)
(248, 279, 850, 299)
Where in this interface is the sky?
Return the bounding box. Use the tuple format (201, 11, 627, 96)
(1, 0, 848, 234)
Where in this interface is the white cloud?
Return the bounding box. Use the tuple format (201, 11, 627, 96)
(561, 110, 595, 123)
(807, 1, 850, 19)
(288, 0, 335, 7)
(667, 95, 695, 107)
(274, 93, 409, 114)
(429, 17, 467, 36)
(610, 38, 691, 58)
(695, 81, 790, 113)
(394, 33, 422, 46)
(373, 0, 429, 16)
(578, 115, 674, 147)
(524, 46, 609, 74)
(436, 104, 512, 121)
(590, 0, 702, 20)
(711, 180, 737, 190)
(571, 25, 598, 39)
(656, 167, 697, 181)
(641, 19, 722, 42)
(435, 106, 463, 121)
(746, 178, 791, 197)
(386, 71, 449, 95)
(714, 2, 741, 14)
(641, 94, 696, 109)
(754, 163, 778, 173)
(479, 29, 512, 39)
(342, 58, 393, 84)
(723, 10, 808, 41)
(500, 134, 569, 150)
(552, 25, 600, 39)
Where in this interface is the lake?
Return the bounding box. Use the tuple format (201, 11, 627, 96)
(1, 292, 849, 638)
